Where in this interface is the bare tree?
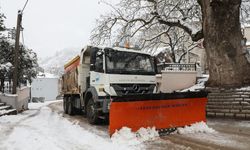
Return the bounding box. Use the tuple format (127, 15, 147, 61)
(91, 0, 201, 61)
(140, 26, 199, 63)
(91, 0, 250, 88)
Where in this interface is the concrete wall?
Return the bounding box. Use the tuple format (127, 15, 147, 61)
(206, 88, 250, 119)
(0, 87, 30, 112)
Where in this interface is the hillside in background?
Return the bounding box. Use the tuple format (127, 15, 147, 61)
(39, 48, 80, 76)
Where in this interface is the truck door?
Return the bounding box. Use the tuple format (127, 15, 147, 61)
(90, 48, 105, 86)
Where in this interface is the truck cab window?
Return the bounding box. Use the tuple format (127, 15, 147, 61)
(95, 51, 104, 72)
(105, 48, 155, 75)
(90, 47, 104, 72)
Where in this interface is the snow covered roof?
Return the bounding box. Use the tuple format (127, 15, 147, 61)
(111, 47, 151, 55)
(37, 72, 58, 79)
(246, 41, 250, 46)
(82, 45, 152, 56)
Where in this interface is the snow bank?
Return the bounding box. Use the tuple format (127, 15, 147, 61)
(111, 127, 141, 145)
(182, 74, 209, 92)
(37, 72, 59, 78)
(238, 86, 250, 91)
(137, 127, 159, 141)
(176, 122, 216, 134)
(111, 126, 159, 146)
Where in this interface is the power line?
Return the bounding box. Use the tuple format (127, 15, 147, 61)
(21, 0, 29, 45)
(22, 0, 29, 13)
(20, 0, 29, 47)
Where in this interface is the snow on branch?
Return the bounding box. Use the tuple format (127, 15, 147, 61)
(0, 62, 12, 71)
(91, 0, 202, 55)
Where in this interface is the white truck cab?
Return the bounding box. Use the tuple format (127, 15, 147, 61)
(63, 45, 157, 123)
(82, 46, 156, 96)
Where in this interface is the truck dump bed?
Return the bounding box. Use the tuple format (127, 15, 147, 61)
(62, 56, 80, 94)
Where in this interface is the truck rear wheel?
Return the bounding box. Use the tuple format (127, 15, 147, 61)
(63, 97, 68, 114)
(86, 98, 99, 124)
(68, 97, 75, 115)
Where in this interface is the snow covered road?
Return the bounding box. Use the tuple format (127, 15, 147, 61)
(0, 102, 147, 150)
(1, 101, 250, 150)
(48, 101, 250, 150)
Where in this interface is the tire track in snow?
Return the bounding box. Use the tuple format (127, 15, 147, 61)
(1, 105, 96, 150)
(0, 106, 42, 136)
(48, 101, 110, 138)
(0, 106, 43, 149)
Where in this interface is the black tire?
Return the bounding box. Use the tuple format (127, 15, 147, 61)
(63, 97, 68, 114)
(68, 97, 75, 115)
(86, 98, 99, 124)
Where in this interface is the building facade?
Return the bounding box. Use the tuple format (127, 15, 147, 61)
(31, 73, 60, 101)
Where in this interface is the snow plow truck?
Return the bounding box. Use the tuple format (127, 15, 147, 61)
(62, 45, 208, 135)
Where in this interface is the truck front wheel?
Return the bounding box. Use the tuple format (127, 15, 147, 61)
(86, 98, 99, 124)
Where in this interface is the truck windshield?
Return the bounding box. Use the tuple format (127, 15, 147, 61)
(105, 48, 155, 75)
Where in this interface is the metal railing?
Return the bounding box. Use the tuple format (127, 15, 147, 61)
(1, 80, 28, 94)
(157, 63, 197, 73)
(1, 81, 13, 94)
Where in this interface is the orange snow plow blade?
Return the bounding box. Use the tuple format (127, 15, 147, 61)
(109, 92, 208, 135)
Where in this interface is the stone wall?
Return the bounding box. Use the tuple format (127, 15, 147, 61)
(206, 88, 250, 119)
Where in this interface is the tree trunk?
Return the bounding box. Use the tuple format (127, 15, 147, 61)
(201, 0, 250, 87)
(0, 78, 4, 92)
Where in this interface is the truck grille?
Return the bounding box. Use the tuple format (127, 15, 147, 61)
(111, 84, 155, 96)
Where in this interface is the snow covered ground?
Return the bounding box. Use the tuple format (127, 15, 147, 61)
(0, 101, 159, 150)
(176, 121, 216, 134)
(1, 101, 250, 150)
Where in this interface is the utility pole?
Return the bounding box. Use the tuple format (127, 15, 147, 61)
(12, 11, 22, 94)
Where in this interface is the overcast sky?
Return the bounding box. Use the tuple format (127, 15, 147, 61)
(0, 0, 114, 59)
